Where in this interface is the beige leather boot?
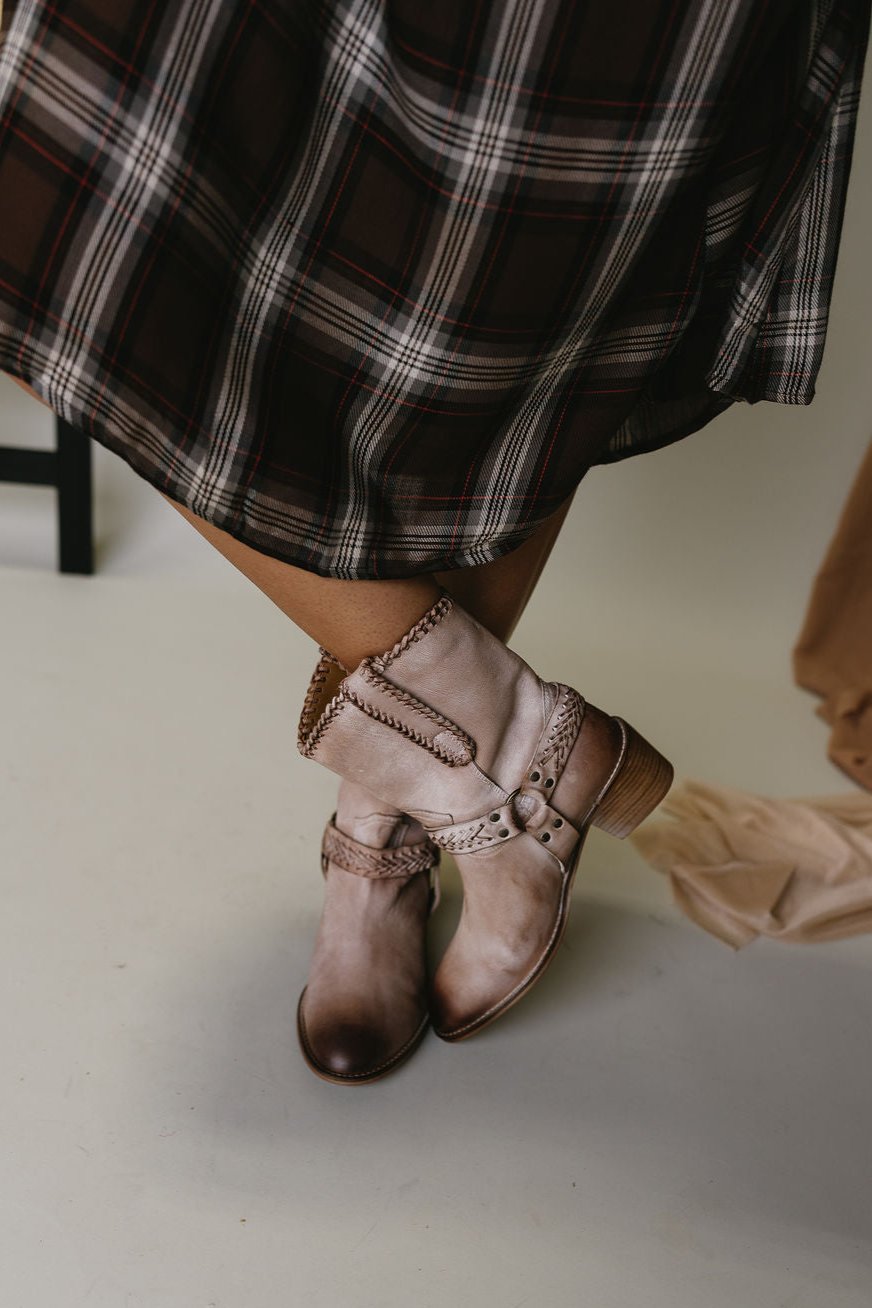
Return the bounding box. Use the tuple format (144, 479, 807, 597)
(297, 777, 439, 1084)
(298, 594, 673, 1042)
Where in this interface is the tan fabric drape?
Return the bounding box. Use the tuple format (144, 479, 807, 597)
(630, 440, 872, 948)
(630, 779, 872, 948)
(793, 437, 872, 792)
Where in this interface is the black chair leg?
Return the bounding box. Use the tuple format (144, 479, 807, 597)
(56, 417, 93, 574)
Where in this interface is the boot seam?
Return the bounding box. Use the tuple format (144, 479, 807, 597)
(297, 649, 346, 756)
(535, 685, 587, 778)
(355, 662, 475, 763)
(298, 683, 351, 758)
(371, 592, 453, 670)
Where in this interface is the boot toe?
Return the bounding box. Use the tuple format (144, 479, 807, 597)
(430, 922, 561, 1041)
(430, 970, 511, 1041)
(297, 993, 427, 1083)
(311, 1024, 391, 1079)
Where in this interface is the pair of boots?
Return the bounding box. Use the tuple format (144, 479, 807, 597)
(296, 593, 673, 1083)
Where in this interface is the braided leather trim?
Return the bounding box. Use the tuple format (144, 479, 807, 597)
(372, 593, 453, 670)
(297, 608, 473, 767)
(298, 649, 347, 758)
(300, 679, 472, 768)
(321, 819, 440, 879)
(427, 816, 513, 854)
(427, 684, 586, 860)
(428, 793, 579, 860)
(344, 686, 472, 767)
(530, 685, 585, 780)
(354, 662, 475, 763)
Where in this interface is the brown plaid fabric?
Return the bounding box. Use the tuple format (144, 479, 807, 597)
(0, 1, 869, 578)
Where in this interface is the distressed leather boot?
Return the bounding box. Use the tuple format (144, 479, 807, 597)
(298, 593, 673, 1042)
(297, 777, 440, 1084)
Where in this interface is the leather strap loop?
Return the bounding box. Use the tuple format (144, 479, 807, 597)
(321, 817, 440, 880)
(427, 790, 580, 862)
(426, 684, 586, 862)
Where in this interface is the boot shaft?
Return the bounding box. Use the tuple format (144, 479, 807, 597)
(298, 594, 613, 836)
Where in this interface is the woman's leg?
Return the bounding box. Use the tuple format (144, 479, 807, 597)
(164, 490, 575, 664)
(164, 498, 442, 669)
(8, 373, 670, 1059)
(8, 373, 573, 646)
(160, 490, 586, 1073)
(432, 492, 574, 644)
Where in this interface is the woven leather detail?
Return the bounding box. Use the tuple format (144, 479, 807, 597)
(350, 663, 475, 765)
(298, 649, 347, 758)
(297, 628, 475, 767)
(532, 685, 585, 779)
(427, 685, 585, 860)
(428, 791, 579, 861)
(373, 593, 453, 669)
(321, 819, 441, 880)
(427, 814, 521, 854)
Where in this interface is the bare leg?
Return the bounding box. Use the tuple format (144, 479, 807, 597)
(7, 371, 572, 653)
(8, 377, 43, 404)
(163, 489, 574, 666)
(433, 492, 574, 644)
(164, 498, 442, 669)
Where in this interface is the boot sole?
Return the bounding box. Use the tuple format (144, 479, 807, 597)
(296, 989, 430, 1085)
(434, 720, 673, 1042)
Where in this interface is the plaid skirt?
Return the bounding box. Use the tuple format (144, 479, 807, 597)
(0, 1, 869, 578)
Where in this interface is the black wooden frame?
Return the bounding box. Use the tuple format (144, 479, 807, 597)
(0, 417, 93, 573)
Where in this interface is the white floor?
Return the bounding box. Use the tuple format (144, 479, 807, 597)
(2, 346, 872, 1306)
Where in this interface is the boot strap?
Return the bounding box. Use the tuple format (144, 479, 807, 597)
(321, 816, 440, 881)
(426, 684, 586, 863)
(426, 795, 581, 863)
